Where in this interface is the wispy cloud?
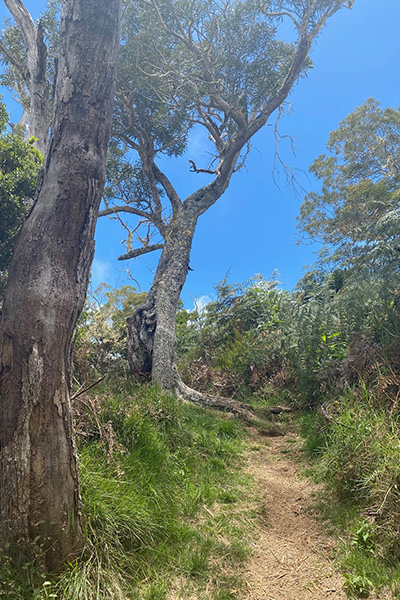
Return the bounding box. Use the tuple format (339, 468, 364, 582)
(91, 258, 112, 289)
(192, 294, 213, 313)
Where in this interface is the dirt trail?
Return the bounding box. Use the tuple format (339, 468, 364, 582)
(242, 431, 346, 600)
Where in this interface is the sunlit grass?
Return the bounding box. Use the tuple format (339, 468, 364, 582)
(300, 392, 400, 598)
(0, 381, 250, 600)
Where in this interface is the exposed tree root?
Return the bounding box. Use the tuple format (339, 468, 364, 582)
(175, 379, 293, 422)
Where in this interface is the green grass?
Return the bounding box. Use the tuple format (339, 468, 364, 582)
(300, 392, 400, 598)
(0, 381, 251, 600)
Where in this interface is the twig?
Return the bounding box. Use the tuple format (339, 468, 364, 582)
(71, 375, 106, 400)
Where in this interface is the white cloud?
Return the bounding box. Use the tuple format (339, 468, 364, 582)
(91, 258, 112, 289)
(192, 294, 213, 313)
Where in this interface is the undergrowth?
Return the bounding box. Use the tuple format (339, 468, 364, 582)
(301, 391, 400, 598)
(0, 381, 251, 600)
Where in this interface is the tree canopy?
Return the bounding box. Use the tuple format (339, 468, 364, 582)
(105, 0, 350, 257)
(298, 98, 400, 278)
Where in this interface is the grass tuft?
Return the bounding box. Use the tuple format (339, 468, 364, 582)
(301, 391, 400, 597)
(0, 381, 249, 600)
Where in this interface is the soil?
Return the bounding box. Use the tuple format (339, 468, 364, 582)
(242, 430, 347, 600)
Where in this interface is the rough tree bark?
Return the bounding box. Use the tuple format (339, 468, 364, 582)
(126, 184, 266, 419)
(127, 205, 198, 389)
(125, 133, 239, 381)
(0, 0, 121, 570)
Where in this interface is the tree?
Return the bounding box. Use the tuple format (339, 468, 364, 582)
(0, 0, 121, 570)
(0, 101, 42, 301)
(102, 0, 353, 395)
(298, 98, 400, 278)
(73, 283, 147, 380)
(0, 0, 58, 154)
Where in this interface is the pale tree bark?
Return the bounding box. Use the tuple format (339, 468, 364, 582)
(126, 150, 240, 391)
(0, 0, 121, 570)
(127, 205, 198, 389)
(2, 0, 50, 154)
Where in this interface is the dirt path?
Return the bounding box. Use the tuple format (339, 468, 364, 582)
(242, 431, 346, 600)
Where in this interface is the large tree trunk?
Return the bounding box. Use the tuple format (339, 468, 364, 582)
(127, 205, 197, 389)
(0, 0, 121, 571)
(126, 157, 240, 392)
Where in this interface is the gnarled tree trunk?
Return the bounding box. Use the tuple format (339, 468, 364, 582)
(0, 0, 121, 570)
(126, 150, 242, 393)
(126, 206, 263, 420)
(127, 205, 198, 389)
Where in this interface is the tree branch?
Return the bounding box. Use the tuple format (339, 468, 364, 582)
(152, 163, 181, 215)
(193, 110, 224, 153)
(0, 40, 29, 80)
(118, 243, 164, 261)
(98, 204, 151, 220)
(264, 10, 300, 30)
(116, 129, 141, 152)
(189, 160, 216, 175)
(3, 0, 36, 52)
(245, 1, 351, 143)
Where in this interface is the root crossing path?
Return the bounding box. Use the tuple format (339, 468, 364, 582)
(242, 431, 346, 600)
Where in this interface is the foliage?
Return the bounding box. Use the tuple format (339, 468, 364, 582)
(179, 268, 400, 408)
(298, 99, 400, 280)
(301, 390, 400, 597)
(0, 381, 248, 599)
(73, 284, 147, 381)
(0, 101, 42, 301)
(178, 102, 400, 407)
(102, 0, 349, 265)
(174, 96, 400, 600)
(176, 302, 201, 360)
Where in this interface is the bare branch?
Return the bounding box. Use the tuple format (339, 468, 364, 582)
(233, 141, 251, 173)
(272, 105, 307, 194)
(98, 204, 151, 220)
(152, 163, 181, 214)
(71, 375, 106, 400)
(189, 160, 216, 175)
(118, 243, 164, 261)
(3, 0, 36, 52)
(244, 1, 351, 143)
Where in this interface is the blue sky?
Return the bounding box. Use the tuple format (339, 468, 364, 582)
(1, 0, 400, 308)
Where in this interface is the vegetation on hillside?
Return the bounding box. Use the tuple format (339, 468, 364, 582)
(0, 382, 251, 599)
(0, 4, 398, 588)
(58, 99, 400, 598)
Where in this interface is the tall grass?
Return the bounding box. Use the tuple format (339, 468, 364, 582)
(0, 382, 249, 600)
(301, 390, 400, 597)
